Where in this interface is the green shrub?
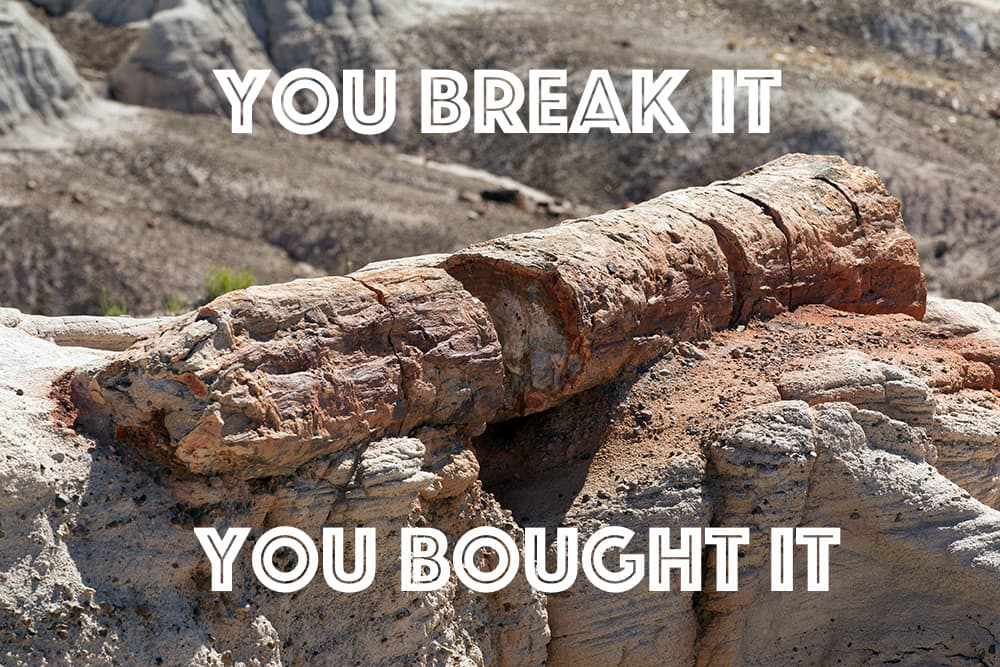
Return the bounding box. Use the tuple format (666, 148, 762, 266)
(163, 295, 187, 314)
(99, 288, 128, 317)
(103, 301, 129, 317)
(205, 266, 256, 301)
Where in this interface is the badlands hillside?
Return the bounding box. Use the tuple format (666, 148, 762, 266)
(3, 153, 1000, 666)
(1, 0, 999, 314)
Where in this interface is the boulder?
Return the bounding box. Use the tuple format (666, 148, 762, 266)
(924, 296, 1000, 335)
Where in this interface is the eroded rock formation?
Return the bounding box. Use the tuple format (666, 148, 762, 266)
(7, 155, 1000, 666)
(700, 398, 1000, 666)
(0, 2, 91, 134)
(36, 0, 425, 128)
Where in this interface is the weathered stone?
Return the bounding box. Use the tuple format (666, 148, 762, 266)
(11, 288, 1000, 667)
(721, 154, 926, 319)
(352, 253, 449, 274)
(925, 297, 1000, 390)
(0, 324, 547, 666)
(445, 154, 925, 417)
(702, 400, 1000, 667)
(0, 308, 175, 351)
(931, 396, 1000, 507)
(79, 269, 502, 478)
(445, 202, 733, 416)
(925, 296, 1000, 335)
(778, 350, 935, 426)
(108, 3, 275, 117)
(0, 3, 91, 134)
(544, 460, 708, 667)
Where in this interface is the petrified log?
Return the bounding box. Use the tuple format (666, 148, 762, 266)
(446, 154, 925, 415)
(79, 269, 502, 477)
(444, 203, 732, 415)
(76, 154, 926, 477)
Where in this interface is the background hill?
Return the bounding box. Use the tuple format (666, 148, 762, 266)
(3, 0, 998, 314)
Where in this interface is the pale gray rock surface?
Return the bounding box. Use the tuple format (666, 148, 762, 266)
(0, 325, 547, 666)
(542, 455, 709, 667)
(931, 395, 1000, 508)
(353, 253, 450, 274)
(40, 0, 454, 131)
(703, 399, 1000, 666)
(780, 348, 1000, 510)
(33, 0, 162, 25)
(0, 307, 175, 351)
(866, 0, 1000, 63)
(778, 349, 936, 425)
(926, 295, 1000, 349)
(107, 1, 276, 116)
(925, 295, 1000, 335)
(0, 2, 91, 134)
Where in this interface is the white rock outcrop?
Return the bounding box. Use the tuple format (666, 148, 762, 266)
(0, 308, 175, 351)
(702, 399, 1000, 666)
(34, 0, 430, 127)
(0, 3, 91, 134)
(107, 1, 276, 116)
(925, 295, 1000, 336)
(0, 326, 548, 666)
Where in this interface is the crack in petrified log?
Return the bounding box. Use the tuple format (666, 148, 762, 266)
(73, 154, 926, 478)
(654, 188, 790, 323)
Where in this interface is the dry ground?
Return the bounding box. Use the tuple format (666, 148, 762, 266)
(477, 304, 1000, 524)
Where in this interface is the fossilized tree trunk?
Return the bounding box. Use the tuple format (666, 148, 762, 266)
(74, 154, 926, 478)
